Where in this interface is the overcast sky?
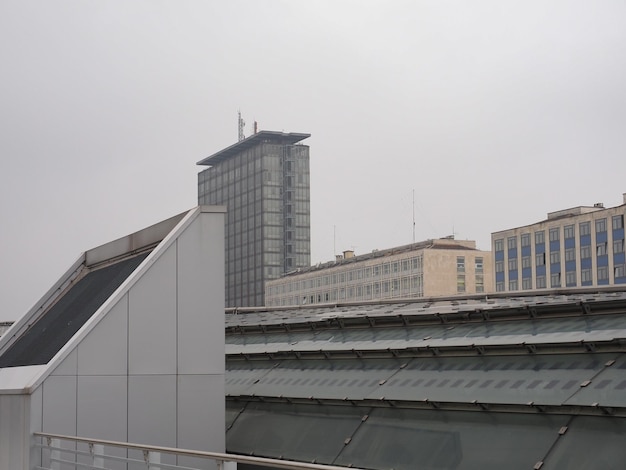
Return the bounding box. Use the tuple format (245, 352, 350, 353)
(1, 1, 625, 321)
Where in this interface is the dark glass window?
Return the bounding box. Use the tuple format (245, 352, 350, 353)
(521, 233, 530, 247)
(535, 231, 545, 244)
(507, 237, 517, 249)
(579, 222, 591, 236)
(549, 228, 560, 241)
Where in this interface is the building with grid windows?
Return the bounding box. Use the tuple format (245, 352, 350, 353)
(265, 238, 493, 306)
(198, 131, 311, 307)
(492, 194, 626, 292)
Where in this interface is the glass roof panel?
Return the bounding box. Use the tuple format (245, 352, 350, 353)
(0, 253, 149, 368)
(226, 355, 615, 407)
(226, 402, 364, 464)
(226, 361, 278, 396)
(334, 407, 565, 470)
(564, 353, 626, 407)
(226, 314, 626, 356)
(229, 359, 406, 400)
(377, 354, 614, 406)
(542, 415, 626, 470)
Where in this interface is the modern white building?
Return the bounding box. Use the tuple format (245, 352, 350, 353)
(492, 194, 626, 292)
(265, 238, 493, 307)
(0, 206, 225, 470)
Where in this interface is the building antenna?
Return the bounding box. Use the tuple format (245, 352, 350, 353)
(238, 110, 246, 141)
(412, 189, 416, 244)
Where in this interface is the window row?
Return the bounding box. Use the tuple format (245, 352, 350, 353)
(494, 214, 625, 251)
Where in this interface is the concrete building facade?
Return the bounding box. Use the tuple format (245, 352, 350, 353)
(265, 238, 493, 307)
(198, 131, 311, 308)
(491, 194, 626, 292)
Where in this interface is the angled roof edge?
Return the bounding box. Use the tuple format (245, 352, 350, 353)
(0, 205, 225, 394)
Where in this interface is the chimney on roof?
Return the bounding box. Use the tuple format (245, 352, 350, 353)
(343, 250, 355, 259)
(623, 193, 626, 204)
(335, 254, 344, 262)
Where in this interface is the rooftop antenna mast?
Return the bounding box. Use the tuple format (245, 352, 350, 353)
(238, 110, 246, 141)
(412, 189, 416, 244)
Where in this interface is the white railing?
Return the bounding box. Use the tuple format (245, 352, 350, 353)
(33, 432, 363, 470)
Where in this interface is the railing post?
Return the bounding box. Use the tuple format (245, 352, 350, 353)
(143, 449, 161, 470)
(90, 443, 104, 468)
(217, 459, 237, 470)
(49, 438, 60, 470)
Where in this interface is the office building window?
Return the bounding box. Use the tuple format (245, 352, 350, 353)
(522, 278, 532, 290)
(507, 237, 517, 249)
(581, 269, 592, 283)
(496, 281, 505, 292)
(614, 239, 625, 253)
(565, 248, 576, 262)
(550, 273, 561, 288)
(509, 279, 518, 291)
(475, 257, 484, 273)
(566, 271, 576, 287)
(564, 225, 575, 239)
(495, 260, 504, 272)
(597, 243, 607, 256)
(598, 266, 609, 281)
(521, 233, 530, 247)
(536, 276, 546, 289)
(550, 251, 560, 264)
(615, 264, 626, 278)
(535, 231, 545, 244)
(457, 256, 465, 272)
(522, 256, 531, 269)
(596, 218, 607, 233)
(508, 258, 518, 270)
(535, 253, 545, 266)
(494, 239, 504, 251)
(457, 275, 466, 293)
(580, 245, 591, 259)
(475, 275, 484, 293)
(613, 215, 624, 230)
(579, 222, 591, 236)
(549, 228, 560, 242)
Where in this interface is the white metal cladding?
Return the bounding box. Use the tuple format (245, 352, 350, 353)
(0, 206, 226, 470)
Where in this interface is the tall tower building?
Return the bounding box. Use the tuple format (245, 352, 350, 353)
(197, 131, 311, 307)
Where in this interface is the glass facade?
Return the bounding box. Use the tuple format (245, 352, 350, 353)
(198, 133, 311, 307)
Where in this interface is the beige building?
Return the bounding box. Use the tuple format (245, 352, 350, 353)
(491, 193, 626, 292)
(265, 237, 493, 306)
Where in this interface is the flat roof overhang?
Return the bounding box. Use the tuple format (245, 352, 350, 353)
(197, 131, 310, 167)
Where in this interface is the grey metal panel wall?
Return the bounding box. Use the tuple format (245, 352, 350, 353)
(76, 376, 127, 440)
(177, 212, 225, 375)
(0, 395, 28, 470)
(76, 295, 128, 376)
(128, 244, 177, 375)
(18, 207, 226, 470)
(178, 374, 225, 470)
(128, 375, 177, 446)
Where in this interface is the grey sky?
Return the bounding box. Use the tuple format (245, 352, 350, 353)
(1, 1, 625, 321)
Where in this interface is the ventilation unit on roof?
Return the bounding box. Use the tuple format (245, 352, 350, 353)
(594, 203, 604, 208)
